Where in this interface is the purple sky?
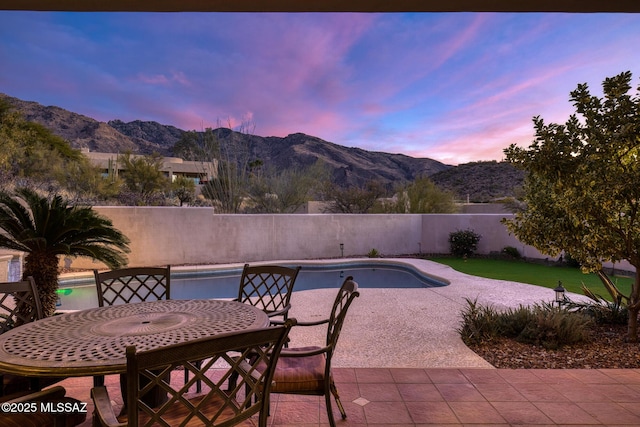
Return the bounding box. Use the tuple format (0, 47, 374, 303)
(1, 12, 639, 165)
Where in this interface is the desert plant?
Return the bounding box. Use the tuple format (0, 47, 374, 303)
(448, 229, 481, 257)
(567, 270, 629, 325)
(0, 187, 130, 316)
(516, 303, 593, 349)
(501, 246, 521, 259)
(457, 298, 502, 345)
(459, 299, 593, 349)
(367, 248, 381, 258)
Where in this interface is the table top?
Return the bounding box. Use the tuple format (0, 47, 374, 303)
(0, 299, 269, 377)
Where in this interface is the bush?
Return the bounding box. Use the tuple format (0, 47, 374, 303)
(457, 298, 501, 345)
(448, 229, 481, 257)
(458, 299, 593, 349)
(501, 246, 521, 259)
(516, 303, 593, 349)
(568, 299, 628, 325)
(367, 248, 381, 258)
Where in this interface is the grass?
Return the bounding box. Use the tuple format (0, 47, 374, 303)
(429, 257, 634, 300)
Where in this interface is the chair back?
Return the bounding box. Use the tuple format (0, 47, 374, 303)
(94, 266, 170, 307)
(325, 276, 360, 353)
(0, 277, 43, 333)
(237, 264, 301, 318)
(125, 320, 295, 427)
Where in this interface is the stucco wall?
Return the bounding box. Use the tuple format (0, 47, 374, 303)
(64, 208, 544, 269)
(59, 207, 633, 273)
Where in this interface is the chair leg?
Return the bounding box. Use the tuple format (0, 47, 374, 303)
(330, 381, 347, 419)
(324, 392, 337, 427)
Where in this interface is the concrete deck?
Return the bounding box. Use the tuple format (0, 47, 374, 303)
(62, 258, 633, 426)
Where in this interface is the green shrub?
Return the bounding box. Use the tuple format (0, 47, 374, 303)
(569, 299, 628, 325)
(457, 298, 501, 345)
(449, 229, 481, 257)
(367, 248, 381, 258)
(495, 305, 534, 338)
(516, 303, 593, 349)
(501, 246, 521, 259)
(458, 299, 593, 349)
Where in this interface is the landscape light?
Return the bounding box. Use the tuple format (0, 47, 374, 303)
(554, 281, 566, 306)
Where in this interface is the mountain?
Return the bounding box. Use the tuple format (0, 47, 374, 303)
(430, 160, 525, 202)
(1, 93, 451, 188)
(2, 93, 525, 198)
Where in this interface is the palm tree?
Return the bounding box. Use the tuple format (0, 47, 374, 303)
(0, 188, 130, 316)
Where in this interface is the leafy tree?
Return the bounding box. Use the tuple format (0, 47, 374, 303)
(172, 130, 202, 161)
(0, 99, 82, 187)
(0, 188, 130, 316)
(171, 175, 196, 206)
(118, 152, 169, 205)
(503, 71, 640, 340)
(322, 180, 388, 213)
(385, 176, 458, 213)
(1, 98, 99, 199)
(247, 161, 329, 213)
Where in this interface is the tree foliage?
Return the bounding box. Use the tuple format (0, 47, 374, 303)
(247, 161, 329, 213)
(386, 176, 458, 213)
(0, 188, 130, 316)
(0, 98, 110, 202)
(171, 175, 196, 206)
(322, 180, 388, 213)
(118, 152, 169, 205)
(503, 71, 640, 340)
(181, 125, 253, 213)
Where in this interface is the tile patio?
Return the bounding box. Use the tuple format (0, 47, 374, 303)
(62, 367, 640, 426)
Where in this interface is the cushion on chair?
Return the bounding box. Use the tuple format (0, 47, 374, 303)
(270, 346, 330, 393)
(117, 393, 256, 427)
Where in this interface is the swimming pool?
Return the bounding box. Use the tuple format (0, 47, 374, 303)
(56, 261, 448, 311)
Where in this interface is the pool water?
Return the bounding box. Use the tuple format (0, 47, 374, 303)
(57, 263, 447, 311)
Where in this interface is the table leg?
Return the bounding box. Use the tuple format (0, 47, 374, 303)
(119, 371, 170, 412)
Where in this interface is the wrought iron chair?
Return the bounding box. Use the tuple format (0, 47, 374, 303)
(258, 276, 360, 427)
(93, 266, 171, 389)
(0, 278, 63, 397)
(235, 263, 301, 322)
(223, 264, 301, 393)
(0, 385, 87, 427)
(94, 266, 170, 307)
(91, 320, 295, 427)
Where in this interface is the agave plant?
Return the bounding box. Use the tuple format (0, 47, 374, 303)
(566, 270, 630, 325)
(0, 187, 130, 316)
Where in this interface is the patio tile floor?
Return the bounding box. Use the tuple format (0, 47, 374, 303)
(60, 367, 640, 426)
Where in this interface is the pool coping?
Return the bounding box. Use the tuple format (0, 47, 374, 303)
(58, 257, 452, 288)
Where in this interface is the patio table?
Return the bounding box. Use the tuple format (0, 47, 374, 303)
(0, 299, 269, 378)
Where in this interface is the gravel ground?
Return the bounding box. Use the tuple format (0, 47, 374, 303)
(467, 323, 640, 369)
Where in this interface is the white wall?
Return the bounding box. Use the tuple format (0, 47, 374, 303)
(63, 208, 549, 269)
(58, 207, 634, 274)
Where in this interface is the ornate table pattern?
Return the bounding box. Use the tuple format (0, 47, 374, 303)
(0, 299, 269, 377)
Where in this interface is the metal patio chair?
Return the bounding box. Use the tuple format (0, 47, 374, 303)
(94, 266, 171, 307)
(0, 277, 63, 397)
(257, 276, 360, 427)
(235, 263, 301, 322)
(91, 320, 295, 427)
(93, 266, 171, 391)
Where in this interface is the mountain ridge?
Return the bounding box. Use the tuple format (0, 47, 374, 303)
(1, 92, 524, 198)
(0, 93, 450, 188)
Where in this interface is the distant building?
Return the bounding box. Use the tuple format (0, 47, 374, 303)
(81, 149, 217, 185)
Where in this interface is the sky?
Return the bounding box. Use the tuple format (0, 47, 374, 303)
(1, 12, 639, 165)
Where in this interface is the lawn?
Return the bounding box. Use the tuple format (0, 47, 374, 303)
(429, 257, 634, 299)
